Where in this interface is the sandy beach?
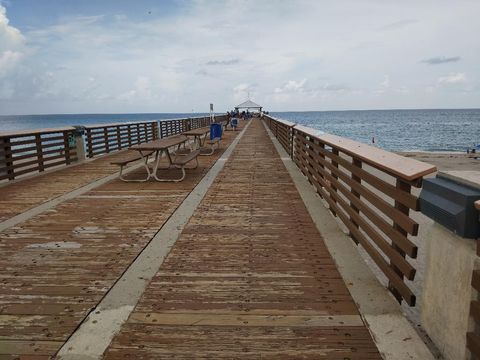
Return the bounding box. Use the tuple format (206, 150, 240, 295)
(397, 151, 480, 172)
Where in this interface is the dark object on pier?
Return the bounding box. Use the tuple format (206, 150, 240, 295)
(420, 174, 480, 238)
(210, 123, 223, 140)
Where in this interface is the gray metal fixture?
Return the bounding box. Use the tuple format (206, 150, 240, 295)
(419, 175, 480, 238)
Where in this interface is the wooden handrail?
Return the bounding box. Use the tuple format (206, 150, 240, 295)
(265, 115, 437, 306)
(0, 127, 78, 181)
(0, 126, 76, 138)
(0, 114, 229, 180)
(84, 121, 158, 158)
(293, 123, 437, 182)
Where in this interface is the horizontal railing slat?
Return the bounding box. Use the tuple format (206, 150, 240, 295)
(295, 136, 419, 236)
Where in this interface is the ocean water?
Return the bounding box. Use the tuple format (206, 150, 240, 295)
(273, 109, 479, 152)
(0, 113, 208, 132)
(0, 109, 478, 152)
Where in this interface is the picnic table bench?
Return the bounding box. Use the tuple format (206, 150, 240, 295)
(111, 135, 200, 182)
(184, 126, 223, 155)
(203, 137, 221, 155)
(111, 150, 155, 182)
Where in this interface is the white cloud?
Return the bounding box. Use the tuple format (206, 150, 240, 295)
(380, 75, 390, 89)
(373, 75, 391, 94)
(0, 5, 25, 78)
(0, 49, 22, 76)
(0, 1, 480, 114)
(0, 5, 24, 51)
(233, 83, 256, 103)
(377, 19, 418, 32)
(275, 79, 307, 94)
(437, 72, 467, 85)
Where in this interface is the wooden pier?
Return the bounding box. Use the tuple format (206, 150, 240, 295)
(0, 117, 437, 359)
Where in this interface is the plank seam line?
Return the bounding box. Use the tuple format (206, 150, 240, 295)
(55, 121, 251, 360)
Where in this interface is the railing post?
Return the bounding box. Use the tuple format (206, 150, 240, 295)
(154, 121, 160, 139)
(0, 137, 14, 180)
(86, 128, 93, 158)
(35, 134, 44, 172)
(104, 127, 109, 153)
(389, 178, 411, 304)
(316, 141, 326, 199)
(290, 125, 294, 159)
(135, 124, 140, 145)
(62, 132, 71, 165)
(0, 138, 5, 178)
(329, 148, 339, 217)
(116, 126, 122, 150)
(349, 157, 362, 244)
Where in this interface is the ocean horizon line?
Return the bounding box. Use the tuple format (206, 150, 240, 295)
(1, 106, 480, 118)
(0, 109, 477, 152)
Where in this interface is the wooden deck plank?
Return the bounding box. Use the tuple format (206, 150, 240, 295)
(0, 151, 141, 222)
(104, 119, 381, 359)
(0, 127, 243, 358)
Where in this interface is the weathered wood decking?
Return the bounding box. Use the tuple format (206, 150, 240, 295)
(103, 119, 381, 359)
(0, 119, 381, 359)
(0, 126, 243, 358)
(0, 151, 139, 222)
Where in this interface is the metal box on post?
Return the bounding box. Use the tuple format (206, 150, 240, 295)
(419, 174, 480, 238)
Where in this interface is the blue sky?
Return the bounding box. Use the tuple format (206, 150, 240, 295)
(0, 0, 479, 114)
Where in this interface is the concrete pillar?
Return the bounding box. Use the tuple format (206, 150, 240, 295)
(420, 171, 480, 360)
(73, 126, 86, 162)
(421, 222, 476, 360)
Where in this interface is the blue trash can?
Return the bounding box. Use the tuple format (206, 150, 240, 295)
(210, 123, 223, 140)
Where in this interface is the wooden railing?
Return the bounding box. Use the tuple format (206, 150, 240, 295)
(467, 201, 480, 358)
(264, 115, 437, 305)
(0, 114, 230, 180)
(84, 121, 158, 158)
(0, 127, 78, 181)
(189, 116, 212, 130)
(265, 116, 295, 156)
(159, 115, 228, 138)
(159, 119, 189, 138)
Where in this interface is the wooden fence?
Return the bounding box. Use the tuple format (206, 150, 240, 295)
(264, 115, 437, 305)
(159, 119, 189, 138)
(265, 116, 295, 156)
(0, 115, 231, 180)
(0, 127, 78, 181)
(159, 115, 228, 138)
(84, 121, 158, 158)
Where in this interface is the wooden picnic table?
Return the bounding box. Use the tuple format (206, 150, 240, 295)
(184, 127, 210, 149)
(129, 135, 194, 182)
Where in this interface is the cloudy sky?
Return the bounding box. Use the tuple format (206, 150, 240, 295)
(0, 0, 479, 115)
